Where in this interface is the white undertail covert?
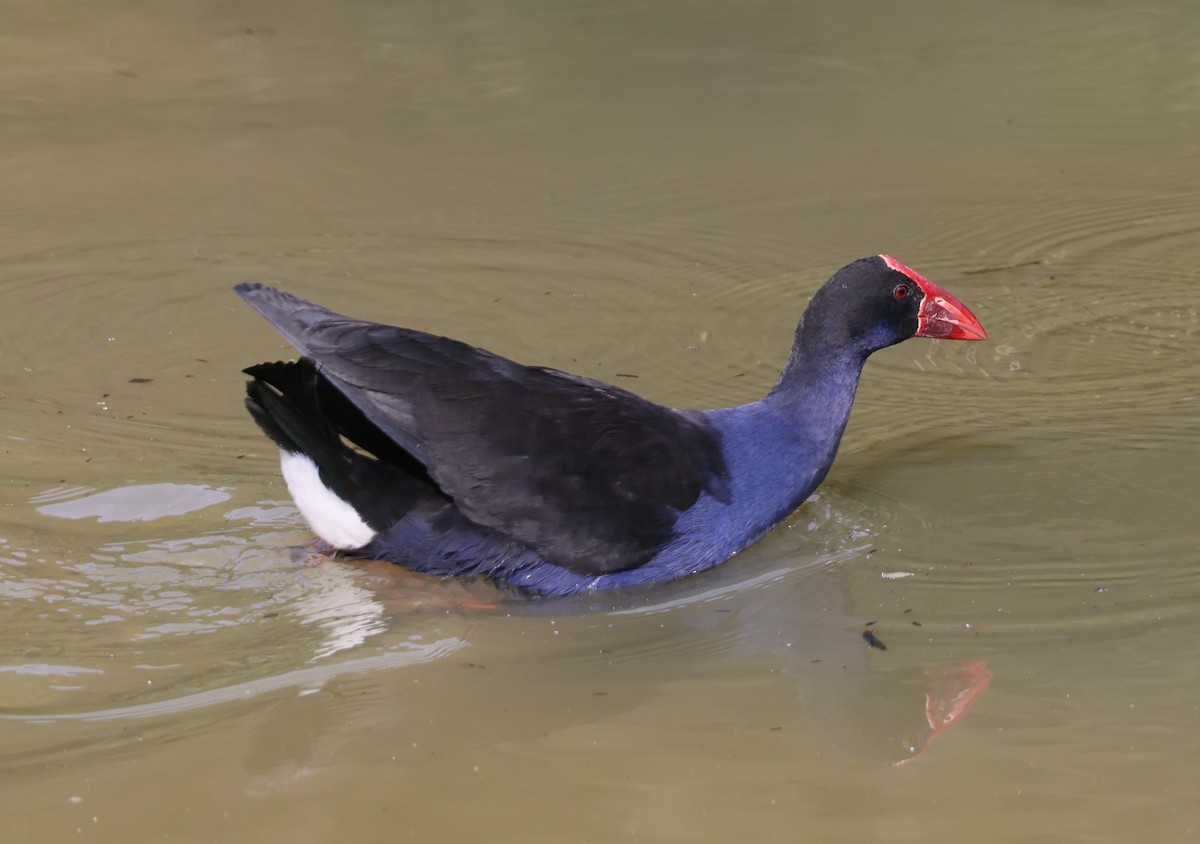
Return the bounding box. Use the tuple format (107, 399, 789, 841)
(279, 450, 377, 549)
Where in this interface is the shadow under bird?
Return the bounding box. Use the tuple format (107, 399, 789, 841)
(237, 255, 986, 596)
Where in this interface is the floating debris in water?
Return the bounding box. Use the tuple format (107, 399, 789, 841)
(862, 630, 887, 651)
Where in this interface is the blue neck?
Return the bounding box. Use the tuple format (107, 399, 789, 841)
(712, 346, 866, 525)
(590, 342, 869, 590)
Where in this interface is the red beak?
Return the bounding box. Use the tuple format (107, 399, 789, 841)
(881, 255, 988, 341)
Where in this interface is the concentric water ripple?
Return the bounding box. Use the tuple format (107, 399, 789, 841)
(802, 189, 1200, 647)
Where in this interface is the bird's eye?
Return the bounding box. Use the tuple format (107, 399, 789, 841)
(893, 284, 911, 301)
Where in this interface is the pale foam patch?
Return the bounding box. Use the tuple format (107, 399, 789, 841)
(279, 451, 376, 549)
(34, 483, 230, 522)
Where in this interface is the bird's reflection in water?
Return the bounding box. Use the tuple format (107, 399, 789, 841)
(340, 545, 991, 767)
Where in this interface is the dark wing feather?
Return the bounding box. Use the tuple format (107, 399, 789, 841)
(236, 284, 730, 574)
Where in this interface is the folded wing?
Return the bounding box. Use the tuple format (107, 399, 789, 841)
(236, 284, 730, 574)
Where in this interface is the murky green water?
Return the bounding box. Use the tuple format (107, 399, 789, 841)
(2, 1, 1197, 841)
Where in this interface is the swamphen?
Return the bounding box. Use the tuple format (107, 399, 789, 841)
(237, 255, 985, 596)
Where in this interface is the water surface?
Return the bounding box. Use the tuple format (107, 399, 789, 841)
(1, 1, 1197, 841)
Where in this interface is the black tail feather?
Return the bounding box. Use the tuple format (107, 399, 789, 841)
(244, 360, 337, 459)
(245, 359, 425, 472)
(243, 358, 437, 531)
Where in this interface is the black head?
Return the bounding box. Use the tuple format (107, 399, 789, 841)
(802, 255, 986, 359)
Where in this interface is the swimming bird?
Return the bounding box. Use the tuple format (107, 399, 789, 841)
(237, 255, 985, 596)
